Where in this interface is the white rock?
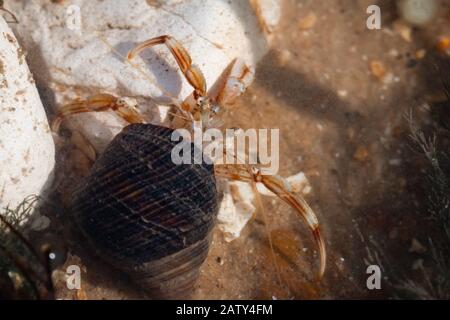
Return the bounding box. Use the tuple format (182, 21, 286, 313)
(217, 171, 311, 242)
(217, 181, 255, 242)
(0, 17, 55, 219)
(9, 0, 280, 152)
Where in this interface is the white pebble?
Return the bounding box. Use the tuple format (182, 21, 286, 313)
(338, 90, 348, 97)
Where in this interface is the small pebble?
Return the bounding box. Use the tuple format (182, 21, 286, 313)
(338, 90, 348, 97)
(393, 20, 412, 42)
(277, 49, 292, 66)
(370, 60, 387, 81)
(436, 37, 450, 54)
(389, 49, 400, 58)
(353, 145, 370, 162)
(415, 49, 426, 60)
(389, 159, 402, 166)
(409, 238, 427, 253)
(383, 72, 394, 85)
(298, 13, 317, 30)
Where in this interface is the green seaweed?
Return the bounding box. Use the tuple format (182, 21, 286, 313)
(404, 79, 450, 299)
(0, 195, 53, 299)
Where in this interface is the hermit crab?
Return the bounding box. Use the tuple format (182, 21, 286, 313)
(52, 35, 326, 298)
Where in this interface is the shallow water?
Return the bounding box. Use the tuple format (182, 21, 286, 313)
(2, 0, 450, 300)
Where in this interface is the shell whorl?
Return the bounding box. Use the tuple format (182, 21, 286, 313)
(70, 123, 218, 298)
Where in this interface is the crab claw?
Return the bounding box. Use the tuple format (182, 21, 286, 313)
(51, 94, 145, 133)
(259, 174, 326, 279)
(214, 164, 326, 279)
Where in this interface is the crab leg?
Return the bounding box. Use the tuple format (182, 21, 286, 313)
(0, 6, 18, 24)
(248, 0, 272, 34)
(51, 94, 145, 132)
(209, 58, 255, 106)
(214, 164, 326, 279)
(127, 35, 207, 96)
(258, 174, 326, 279)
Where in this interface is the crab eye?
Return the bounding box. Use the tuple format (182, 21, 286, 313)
(212, 105, 220, 114)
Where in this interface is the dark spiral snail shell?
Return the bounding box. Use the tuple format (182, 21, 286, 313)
(70, 123, 218, 298)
